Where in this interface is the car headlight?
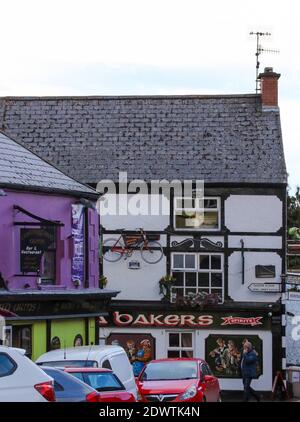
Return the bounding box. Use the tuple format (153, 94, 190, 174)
(179, 385, 197, 401)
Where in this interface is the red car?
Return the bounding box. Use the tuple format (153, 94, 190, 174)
(137, 358, 221, 402)
(64, 368, 136, 402)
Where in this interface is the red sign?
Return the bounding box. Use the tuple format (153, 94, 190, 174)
(221, 316, 263, 327)
(99, 311, 267, 329)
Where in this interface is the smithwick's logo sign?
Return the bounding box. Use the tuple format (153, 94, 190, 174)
(99, 311, 266, 329)
(221, 316, 263, 327)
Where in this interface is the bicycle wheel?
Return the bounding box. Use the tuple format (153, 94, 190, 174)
(103, 238, 124, 262)
(140, 241, 164, 264)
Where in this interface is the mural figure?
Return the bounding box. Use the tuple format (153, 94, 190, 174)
(131, 339, 152, 377)
(209, 337, 228, 372)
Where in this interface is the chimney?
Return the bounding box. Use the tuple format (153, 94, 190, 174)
(258, 67, 281, 108)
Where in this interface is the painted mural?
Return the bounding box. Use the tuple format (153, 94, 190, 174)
(205, 334, 262, 378)
(106, 333, 155, 377)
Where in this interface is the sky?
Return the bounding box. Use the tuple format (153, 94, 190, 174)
(0, 0, 299, 191)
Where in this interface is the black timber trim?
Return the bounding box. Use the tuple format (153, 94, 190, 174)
(110, 300, 282, 312)
(46, 319, 51, 352)
(94, 317, 99, 345)
(85, 317, 89, 345)
(90, 182, 287, 191)
(102, 229, 283, 236)
(6, 312, 109, 321)
(13, 205, 64, 227)
(228, 248, 283, 253)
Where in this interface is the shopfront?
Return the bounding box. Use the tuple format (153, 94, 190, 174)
(0, 290, 117, 361)
(99, 308, 278, 391)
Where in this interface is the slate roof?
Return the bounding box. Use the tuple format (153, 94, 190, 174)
(0, 95, 287, 184)
(0, 131, 97, 196)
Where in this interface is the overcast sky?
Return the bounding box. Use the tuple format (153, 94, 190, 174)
(1, 0, 299, 191)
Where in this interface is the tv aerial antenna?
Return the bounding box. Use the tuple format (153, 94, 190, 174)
(250, 31, 279, 93)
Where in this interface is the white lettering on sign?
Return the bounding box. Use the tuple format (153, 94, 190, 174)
(109, 311, 214, 328)
(221, 316, 263, 326)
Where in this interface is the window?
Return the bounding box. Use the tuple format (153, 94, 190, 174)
(102, 359, 112, 370)
(174, 197, 220, 230)
(19, 227, 57, 284)
(167, 332, 194, 358)
(12, 326, 32, 358)
(171, 253, 224, 303)
(0, 353, 17, 377)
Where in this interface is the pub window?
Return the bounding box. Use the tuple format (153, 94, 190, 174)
(12, 326, 32, 359)
(255, 265, 276, 278)
(171, 253, 224, 303)
(174, 197, 220, 230)
(20, 227, 57, 284)
(167, 332, 194, 358)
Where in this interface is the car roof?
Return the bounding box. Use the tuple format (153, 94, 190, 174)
(36, 345, 124, 362)
(41, 366, 96, 391)
(64, 368, 113, 373)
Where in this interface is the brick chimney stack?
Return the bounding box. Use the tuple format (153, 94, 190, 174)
(258, 67, 281, 108)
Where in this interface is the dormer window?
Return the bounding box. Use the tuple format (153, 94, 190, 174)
(174, 197, 220, 230)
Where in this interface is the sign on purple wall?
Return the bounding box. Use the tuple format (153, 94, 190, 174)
(71, 204, 85, 287)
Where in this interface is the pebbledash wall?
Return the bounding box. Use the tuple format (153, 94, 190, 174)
(0, 68, 287, 391)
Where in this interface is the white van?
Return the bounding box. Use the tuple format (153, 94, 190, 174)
(36, 345, 137, 399)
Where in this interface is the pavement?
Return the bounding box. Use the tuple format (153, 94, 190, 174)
(221, 391, 300, 402)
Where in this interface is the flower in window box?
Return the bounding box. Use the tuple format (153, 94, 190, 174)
(99, 275, 108, 289)
(179, 291, 221, 308)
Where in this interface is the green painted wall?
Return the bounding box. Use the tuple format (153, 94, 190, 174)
(11, 317, 97, 361)
(32, 321, 47, 361)
(51, 319, 86, 348)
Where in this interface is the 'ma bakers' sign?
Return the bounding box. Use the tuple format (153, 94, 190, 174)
(99, 311, 269, 329)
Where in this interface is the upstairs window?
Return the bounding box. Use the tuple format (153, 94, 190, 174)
(171, 252, 224, 303)
(174, 197, 220, 230)
(20, 227, 57, 284)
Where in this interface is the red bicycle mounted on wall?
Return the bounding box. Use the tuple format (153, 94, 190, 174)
(103, 228, 164, 264)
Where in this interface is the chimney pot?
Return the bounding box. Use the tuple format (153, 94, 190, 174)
(258, 68, 281, 108)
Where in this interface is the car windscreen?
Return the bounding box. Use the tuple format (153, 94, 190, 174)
(141, 361, 198, 381)
(38, 360, 98, 368)
(72, 372, 125, 392)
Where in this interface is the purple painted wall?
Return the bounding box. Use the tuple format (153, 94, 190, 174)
(0, 189, 99, 291)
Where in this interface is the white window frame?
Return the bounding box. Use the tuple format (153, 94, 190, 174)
(166, 331, 194, 358)
(173, 197, 221, 231)
(171, 252, 224, 303)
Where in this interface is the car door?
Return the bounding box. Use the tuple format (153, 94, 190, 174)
(201, 363, 220, 402)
